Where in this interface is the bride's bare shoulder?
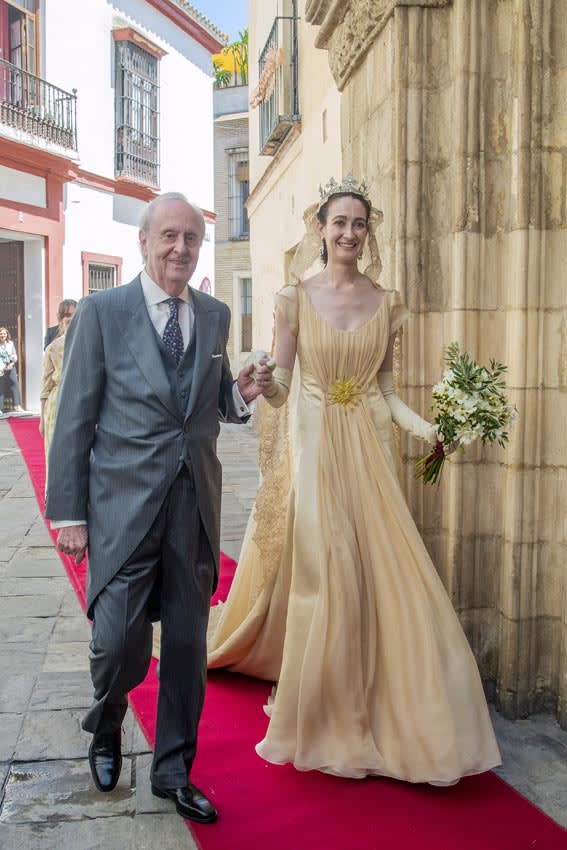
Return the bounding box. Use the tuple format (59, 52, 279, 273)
(358, 271, 389, 291)
(300, 272, 325, 293)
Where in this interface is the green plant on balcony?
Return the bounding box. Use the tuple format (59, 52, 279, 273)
(213, 58, 232, 88)
(229, 29, 248, 85)
(212, 28, 248, 88)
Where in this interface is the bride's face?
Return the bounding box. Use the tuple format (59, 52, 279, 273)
(319, 196, 369, 266)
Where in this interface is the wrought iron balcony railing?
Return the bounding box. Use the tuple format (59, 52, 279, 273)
(256, 16, 300, 156)
(114, 39, 160, 187)
(0, 58, 77, 152)
(115, 125, 160, 187)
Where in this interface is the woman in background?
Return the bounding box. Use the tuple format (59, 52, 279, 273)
(39, 301, 77, 467)
(0, 326, 24, 415)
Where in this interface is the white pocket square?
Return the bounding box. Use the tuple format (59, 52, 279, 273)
(211, 353, 223, 359)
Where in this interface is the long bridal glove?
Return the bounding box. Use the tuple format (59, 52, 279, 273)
(264, 366, 292, 408)
(378, 371, 437, 444)
(242, 350, 290, 408)
(242, 349, 277, 377)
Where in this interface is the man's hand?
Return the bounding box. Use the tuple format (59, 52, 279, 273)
(237, 356, 276, 403)
(57, 525, 88, 564)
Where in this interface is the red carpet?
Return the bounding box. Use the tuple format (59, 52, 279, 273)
(10, 417, 567, 850)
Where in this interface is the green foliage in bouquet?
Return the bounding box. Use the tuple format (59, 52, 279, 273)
(415, 342, 518, 485)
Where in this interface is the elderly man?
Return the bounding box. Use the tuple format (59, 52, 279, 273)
(45, 193, 272, 823)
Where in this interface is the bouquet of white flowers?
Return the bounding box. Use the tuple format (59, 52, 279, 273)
(415, 342, 518, 485)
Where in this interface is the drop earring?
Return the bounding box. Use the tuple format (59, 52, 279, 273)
(319, 240, 326, 259)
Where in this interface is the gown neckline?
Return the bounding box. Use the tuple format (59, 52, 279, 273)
(299, 285, 388, 334)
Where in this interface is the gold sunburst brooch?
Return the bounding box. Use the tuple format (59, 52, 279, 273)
(327, 378, 363, 407)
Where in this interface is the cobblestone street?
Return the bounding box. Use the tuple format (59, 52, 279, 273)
(0, 419, 565, 848)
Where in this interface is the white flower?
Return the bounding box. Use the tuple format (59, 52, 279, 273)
(460, 431, 477, 446)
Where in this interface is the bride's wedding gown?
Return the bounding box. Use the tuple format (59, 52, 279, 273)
(207, 284, 501, 782)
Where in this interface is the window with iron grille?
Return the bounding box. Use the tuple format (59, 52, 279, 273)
(88, 264, 116, 295)
(115, 40, 159, 186)
(228, 148, 249, 240)
(240, 277, 252, 352)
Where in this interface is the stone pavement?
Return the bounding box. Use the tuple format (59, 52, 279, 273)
(0, 419, 566, 850)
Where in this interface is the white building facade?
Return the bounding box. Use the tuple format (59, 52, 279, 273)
(213, 83, 251, 372)
(0, 0, 224, 409)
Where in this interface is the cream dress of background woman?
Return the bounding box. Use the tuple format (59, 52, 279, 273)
(40, 303, 76, 471)
(40, 333, 66, 466)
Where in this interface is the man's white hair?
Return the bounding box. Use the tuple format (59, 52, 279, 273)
(139, 192, 206, 239)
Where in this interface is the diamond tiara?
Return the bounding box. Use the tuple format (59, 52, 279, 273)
(318, 173, 370, 207)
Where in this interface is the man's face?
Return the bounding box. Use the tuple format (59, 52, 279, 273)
(139, 199, 203, 296)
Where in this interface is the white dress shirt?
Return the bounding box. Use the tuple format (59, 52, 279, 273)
(51, 270, 249, 529)
(140, 269, 193, 348)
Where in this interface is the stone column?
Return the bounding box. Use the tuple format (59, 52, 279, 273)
(306, 0, 567, 726)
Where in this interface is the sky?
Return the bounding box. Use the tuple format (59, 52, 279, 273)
(192, 0, 249, 42)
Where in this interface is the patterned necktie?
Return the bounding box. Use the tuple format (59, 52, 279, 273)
(162, 298, 185, 365)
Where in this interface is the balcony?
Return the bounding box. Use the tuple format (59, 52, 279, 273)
(255, 16, 299, 156)
(0, 58, 77, 152)
(115, 126, 160, 188)
(214, 84, 249, 119)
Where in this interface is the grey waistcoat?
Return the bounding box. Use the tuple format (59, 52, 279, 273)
(155, 327, 197, 475)
(155, 326, 197, 416)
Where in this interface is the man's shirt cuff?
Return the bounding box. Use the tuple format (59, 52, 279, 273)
(232, 382, 251, 418)
(50, 520, 86, 529)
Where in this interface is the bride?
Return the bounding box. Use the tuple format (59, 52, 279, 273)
(207, 176, 501, 783)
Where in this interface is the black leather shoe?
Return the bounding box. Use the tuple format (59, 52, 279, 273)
(151, 782, 218, 823)
(88, 730, 122, 792)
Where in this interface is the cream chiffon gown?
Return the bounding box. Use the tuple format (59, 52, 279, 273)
(207, 284, 501, 783)
(40, 334, 66, 474)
